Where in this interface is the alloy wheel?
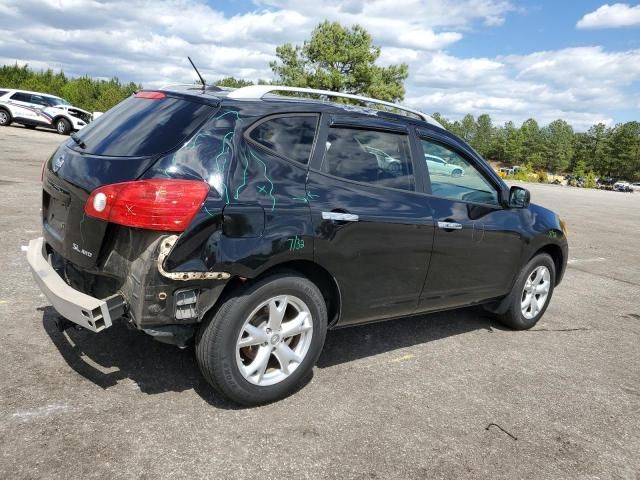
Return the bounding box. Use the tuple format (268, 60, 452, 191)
(521, 265, 551, 319)
(235, 295, 313, 386)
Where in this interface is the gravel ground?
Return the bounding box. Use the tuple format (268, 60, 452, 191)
(1, 124, 639, 480)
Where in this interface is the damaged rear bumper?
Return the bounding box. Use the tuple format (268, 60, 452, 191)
(26, 237, 125, 332)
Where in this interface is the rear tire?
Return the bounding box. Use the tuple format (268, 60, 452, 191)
(0, 109, 11, 126)
(55, 118, 71, 135)
(451, 169, 463, 177)
(196, 273, 328, 406)
(497, 253, 556, 330)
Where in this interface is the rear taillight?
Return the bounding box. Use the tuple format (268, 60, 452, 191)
(85, 179, 209, 231)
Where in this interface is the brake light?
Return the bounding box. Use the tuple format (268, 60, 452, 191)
(85, 179, 209, 231)
(134, 91, 166, 99)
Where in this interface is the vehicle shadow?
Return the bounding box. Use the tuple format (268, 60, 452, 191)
(41, 305, 503, 408)
(318, 308, 503, 368)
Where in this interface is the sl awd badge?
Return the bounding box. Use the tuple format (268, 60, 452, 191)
(52, 155, 65, 173)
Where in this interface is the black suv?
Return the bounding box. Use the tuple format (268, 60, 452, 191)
(27, 85, 568, 405)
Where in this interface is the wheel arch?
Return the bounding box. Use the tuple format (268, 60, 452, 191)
(52, 114, 71, 125)
(214, 260, 342, 328)
(529, 243, 564, 286)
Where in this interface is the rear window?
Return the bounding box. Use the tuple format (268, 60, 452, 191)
(247, 114, 318, 165)
(72, 94, 214, 157)
(0, 90, 8, 97)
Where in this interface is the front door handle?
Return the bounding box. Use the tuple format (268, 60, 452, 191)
(322, 211, 359, 222)
(437, 221, 462, 230)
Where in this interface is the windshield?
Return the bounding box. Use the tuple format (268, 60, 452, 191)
(52, 97, 70, 106)
(41, 96, 70, 107)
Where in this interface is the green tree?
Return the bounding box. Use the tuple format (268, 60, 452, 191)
(542, 119, 574, 173)
(609, 122, 640, 180)
(504, 121, 524, 164)
(270, 21, 409, 102)
(215, 77, 255, 88)
(473, 113, 494, 158)
(521, 118, 542, 158)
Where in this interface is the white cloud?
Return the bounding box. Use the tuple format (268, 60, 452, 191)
(0, 0, 637, 130)
(577, 3, 640, 29)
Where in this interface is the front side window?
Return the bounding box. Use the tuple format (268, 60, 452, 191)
(420, 138, 498, 205)
(321, 127, 414, 191)
(31, 95, 47, 106)
(248, 115, 318, 165)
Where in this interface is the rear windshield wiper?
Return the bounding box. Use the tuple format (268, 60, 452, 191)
(70, 133, 86, 149)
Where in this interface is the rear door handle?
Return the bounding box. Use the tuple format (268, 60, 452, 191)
(437, 221, 462, 230)
(322, 211, 359, 222)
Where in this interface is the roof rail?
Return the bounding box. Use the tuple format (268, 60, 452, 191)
(226, 85, 442, 127)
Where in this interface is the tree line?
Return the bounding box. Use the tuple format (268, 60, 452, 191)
(0, 64, 140, 112)
(432, 113, 640, 181)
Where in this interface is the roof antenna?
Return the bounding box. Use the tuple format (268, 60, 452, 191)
(187, 56, 206, 92)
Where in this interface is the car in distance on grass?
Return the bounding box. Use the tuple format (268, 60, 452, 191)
(27, 85, 569, 405)
(0, 88, 93, 134)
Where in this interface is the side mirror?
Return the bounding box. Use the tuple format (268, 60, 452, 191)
(508, 186, 530, 208)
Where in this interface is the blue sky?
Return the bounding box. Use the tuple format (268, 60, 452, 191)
(1, 0, 639, 129)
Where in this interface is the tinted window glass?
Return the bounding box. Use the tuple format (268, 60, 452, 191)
(420, 138, 498, 205)
(249, 115, 317, 164)
(72, 95, 214, 157)
(0, 90, 8, 97)
(31, 95, 48, 106)
(10, 92, 31, 102)
(321, 127, 414, 191)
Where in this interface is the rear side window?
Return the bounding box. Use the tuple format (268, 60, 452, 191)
(247, 115, 318, 165)
(321, 127, 415, 191)
(10, 92, 31, 102)
(72, 94, 214, 157)
(0, 90, 8, 97)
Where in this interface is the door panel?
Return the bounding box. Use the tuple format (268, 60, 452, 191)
(307, 173, 434, 325)
(417, 136, 523, 310)
(307, 120, 434, 325)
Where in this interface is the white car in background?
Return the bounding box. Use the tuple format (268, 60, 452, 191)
(0, 88, 94, 135)
(425, 154, 465, 177)
(630, 182, 640, 192)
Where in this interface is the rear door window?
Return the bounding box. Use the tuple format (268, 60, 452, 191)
(72, 94, 214, 157)
(10, 92, 31, 102)
(320, 127, 415, 191)
(247, 114, 318, 165)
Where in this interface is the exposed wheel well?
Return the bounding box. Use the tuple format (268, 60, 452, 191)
(215, 261, 341, 327)
(530, 244, 564, 285)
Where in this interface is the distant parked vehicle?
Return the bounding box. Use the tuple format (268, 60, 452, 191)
(425, 154, 464, 177)
(0, 88, 95, 135)
(613, 181, 633, 192)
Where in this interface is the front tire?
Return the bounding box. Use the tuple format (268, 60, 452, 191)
(451, 168, 463, 177)
(196, 273, 328, 405)
(497, 253, 556, 330)
(55, 118, 71, 135)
